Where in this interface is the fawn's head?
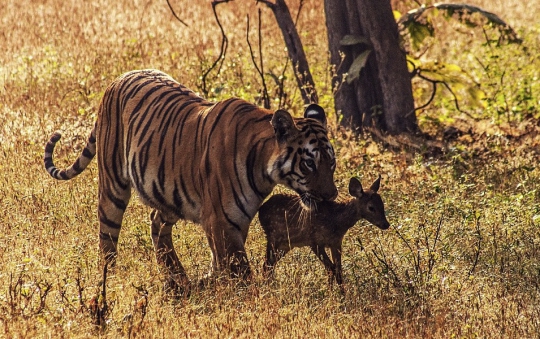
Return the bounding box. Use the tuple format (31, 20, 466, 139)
(349, 176, 390, 230)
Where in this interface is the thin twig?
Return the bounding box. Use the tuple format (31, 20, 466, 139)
(414, 71, 476, 120)
(246, 16, 261, 101)
(246, 12, 270, 108)
(166, 0, 189, 27)
(440, 81, 461, 112)
(394, 227, 420, 272)
(36, 281, 52, 315)
(432, 214, 443, 256)
(277, 58, 289, 108)
(76, 267, 88, 313)
(468, 215, 482, 276)
(414, 80, 437, 112)
(257, 10, 270, 108)
(294, 0, 304, 25)
(426, 215, 443, 276)
(200, 0, 231, 97)
(371, 246, 404, 289)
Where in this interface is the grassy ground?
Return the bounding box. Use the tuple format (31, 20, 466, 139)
(1, 0, 539, 337)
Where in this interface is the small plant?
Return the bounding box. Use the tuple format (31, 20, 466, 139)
(398, 2, 523, 121)
(6, 269, 52, 319)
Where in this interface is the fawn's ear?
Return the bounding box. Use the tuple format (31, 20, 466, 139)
(349, 177, 364, 198)
(272, 110, 299, 143)
(303, 104, 326, 128)
(370, 175, 381, 193)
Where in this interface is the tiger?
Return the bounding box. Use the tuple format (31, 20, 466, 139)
(44, 69, 337, 293)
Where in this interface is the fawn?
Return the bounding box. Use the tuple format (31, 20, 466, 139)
(258, 176, 390, 290)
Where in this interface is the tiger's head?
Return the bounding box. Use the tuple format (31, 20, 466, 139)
(269, 104, 338, 208)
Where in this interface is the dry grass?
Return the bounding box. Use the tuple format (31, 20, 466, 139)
(1, 0, 540, 337)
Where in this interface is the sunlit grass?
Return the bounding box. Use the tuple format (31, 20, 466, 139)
(1, 0, 540, 337)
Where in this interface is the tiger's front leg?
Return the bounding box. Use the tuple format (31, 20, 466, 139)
(202, 214, 252, 281)
(150, 210, 190, 296)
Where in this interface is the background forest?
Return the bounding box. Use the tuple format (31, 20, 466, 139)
(1, 0, 539, 337)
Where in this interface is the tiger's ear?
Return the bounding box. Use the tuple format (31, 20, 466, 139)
(303, 104, 326, 127)
(272, 110, 298, 143)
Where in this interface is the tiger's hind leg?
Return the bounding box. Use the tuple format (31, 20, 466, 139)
(150, 209, 190, 296)
(98, 185, 131, 266)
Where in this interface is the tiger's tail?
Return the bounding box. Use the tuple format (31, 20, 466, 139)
(44, 125, 97, 180)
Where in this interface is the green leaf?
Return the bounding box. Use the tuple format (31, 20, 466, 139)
(407, 21, 434, 49)
(340, 35, 370, 47)
(417, 60, 486, 108)
(467, 86, 486, 108)
(346, 50, 371, 84)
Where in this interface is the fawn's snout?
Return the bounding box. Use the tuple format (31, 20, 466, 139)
(360, 198, 390, 230)
(375, 217, 390, 230)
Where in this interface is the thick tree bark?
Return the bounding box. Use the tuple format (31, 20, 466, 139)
(260, 0, 318, 105)
(355, 0, 418, 134)
(324, 0, 418, 135)
(344, 0, 385, 130)
(324, 0, 386, 131)
(324, 0, 360, 127)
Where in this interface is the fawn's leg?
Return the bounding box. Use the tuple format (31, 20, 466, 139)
(330, 246, 345, 294)
(263, 242, 288, 278)
(311, 245, 336, 283)
(150, 209, 190, 296)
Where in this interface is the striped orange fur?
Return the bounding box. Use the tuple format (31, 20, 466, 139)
(44, 69, 337, 293)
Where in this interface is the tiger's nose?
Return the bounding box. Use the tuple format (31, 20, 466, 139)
(322, 187, 338, 201)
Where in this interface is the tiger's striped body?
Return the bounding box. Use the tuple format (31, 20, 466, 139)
(44, 69, 337, 291)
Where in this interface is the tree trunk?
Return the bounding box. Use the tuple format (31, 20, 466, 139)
(324, 0, 418, 135)
(324, 0, 360, 127)
(355, 0, 418, 134)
